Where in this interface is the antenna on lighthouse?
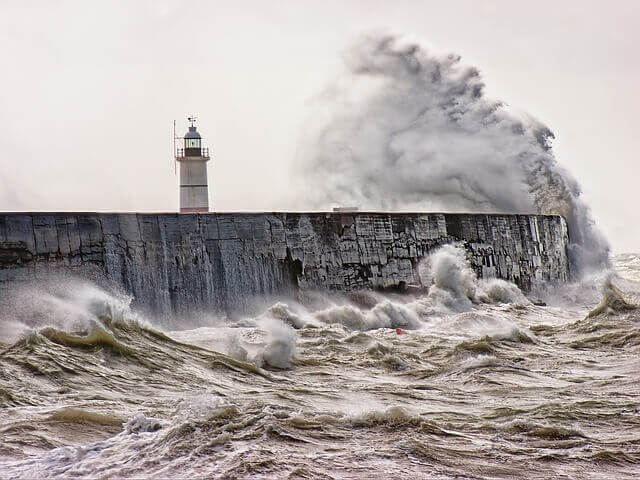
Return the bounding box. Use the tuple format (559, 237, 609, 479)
(172, 120, 181, 175)
(188, 115, 197, 127)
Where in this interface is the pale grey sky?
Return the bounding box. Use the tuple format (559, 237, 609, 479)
(0, 0, 638, 252)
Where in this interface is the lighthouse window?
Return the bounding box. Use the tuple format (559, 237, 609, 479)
(186, 138, 200, 148)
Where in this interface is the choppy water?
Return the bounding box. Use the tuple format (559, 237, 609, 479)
(1, 248, 639, 479)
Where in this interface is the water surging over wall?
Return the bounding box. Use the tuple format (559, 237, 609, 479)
(298, 33, 610, 276)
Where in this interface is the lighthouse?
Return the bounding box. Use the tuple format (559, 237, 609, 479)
(175, 116, 211, 213)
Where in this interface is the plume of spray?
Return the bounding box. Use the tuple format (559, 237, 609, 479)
(0, 278, 143, 343)
(297, 33, 610, 276)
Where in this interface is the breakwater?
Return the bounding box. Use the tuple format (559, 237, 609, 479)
(0, 213, 569, 316)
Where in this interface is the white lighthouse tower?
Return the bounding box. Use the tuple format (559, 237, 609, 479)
(175, 116, 211, 213)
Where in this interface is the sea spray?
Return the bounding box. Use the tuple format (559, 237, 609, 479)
(476, 278, 529, 305)
(423, 244, 476, 311)
(254, 317, 297, 369)
(298, 33, 610, 276)
(0, 278, 144, 343)
(258, 245, 531, 333)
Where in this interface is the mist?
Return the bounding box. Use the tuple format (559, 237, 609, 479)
(297, 33, 611, 275)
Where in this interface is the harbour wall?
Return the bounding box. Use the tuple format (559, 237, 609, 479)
(0, 213, 569, 316)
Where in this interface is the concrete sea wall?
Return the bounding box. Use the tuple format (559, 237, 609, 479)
(0, 213, 569, 316)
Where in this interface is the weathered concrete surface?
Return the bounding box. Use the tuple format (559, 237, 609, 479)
(0, 213, 569, 316)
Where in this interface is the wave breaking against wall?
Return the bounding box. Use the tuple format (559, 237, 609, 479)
(0, 213, 569, 316)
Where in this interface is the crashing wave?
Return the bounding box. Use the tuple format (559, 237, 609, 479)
(297, 32, 610, 276)
(587, 279, 638, 318)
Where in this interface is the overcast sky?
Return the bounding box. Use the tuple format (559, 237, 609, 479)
(0, 0, 638, 252)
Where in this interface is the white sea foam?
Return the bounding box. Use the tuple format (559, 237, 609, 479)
(124, 414, 163, 434)
(253, 317, 297, 369)
(477, 278, 530, 305)
(459, 354, 500, 371)
(415, 244, 530, 313)
(429, 244, 476, 303)
(449, 312, 536, 343)
(0, 278, 146, 343)
(249, 245, 533, 335)
(313, 300, 421, 331)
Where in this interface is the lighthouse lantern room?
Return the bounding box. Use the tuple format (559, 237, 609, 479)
(175, 116, 211, 213)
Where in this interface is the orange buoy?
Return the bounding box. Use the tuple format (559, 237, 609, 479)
(396, 328, 403, 335)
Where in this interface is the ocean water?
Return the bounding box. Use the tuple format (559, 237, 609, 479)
(0, 249, 639, 479)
